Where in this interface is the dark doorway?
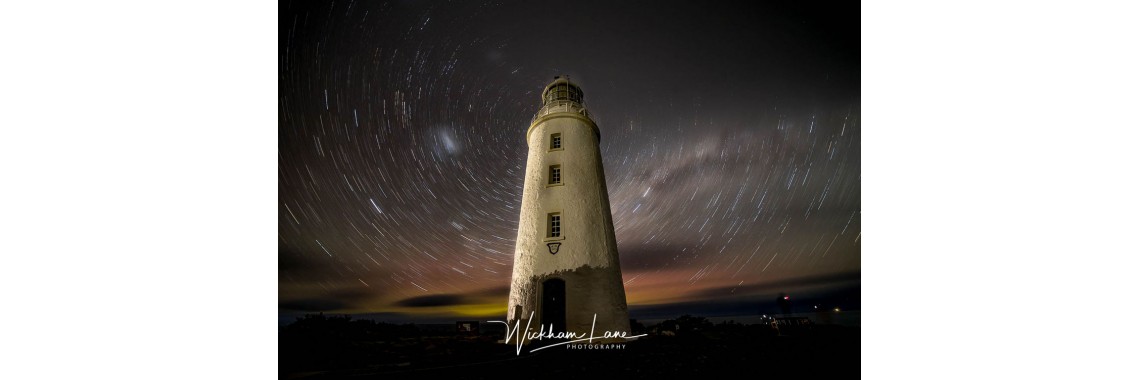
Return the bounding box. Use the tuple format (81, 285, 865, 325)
(541, 278, 566, 333)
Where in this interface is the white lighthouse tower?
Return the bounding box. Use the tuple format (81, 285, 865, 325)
(507, 76, 631, 340)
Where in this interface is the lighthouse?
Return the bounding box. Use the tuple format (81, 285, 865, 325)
(507, 76, 631, 341)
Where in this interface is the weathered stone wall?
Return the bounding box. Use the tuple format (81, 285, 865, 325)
(507, 108, 631, 343)
(509, 264, 631, 340)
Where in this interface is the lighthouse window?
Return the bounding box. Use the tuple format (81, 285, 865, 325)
(550, 133, 562, 149)
(548, 213, 561, 238)
(549, 84, 569, 101)
(549, 165, 561, 184)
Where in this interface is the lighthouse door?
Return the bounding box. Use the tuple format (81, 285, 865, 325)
(541, 278, 566, 333)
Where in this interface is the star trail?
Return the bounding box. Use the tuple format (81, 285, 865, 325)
(279, 0, 860, 322)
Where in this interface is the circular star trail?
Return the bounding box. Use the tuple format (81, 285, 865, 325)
(279, 0, 860, 320)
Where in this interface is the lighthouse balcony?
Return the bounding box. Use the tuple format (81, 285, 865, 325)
(532, 100, 592, 124)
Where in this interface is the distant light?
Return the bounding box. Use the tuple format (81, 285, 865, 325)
(814, 305, 818, 309)
(834, 308, 840, 312)
(784, 296, 789, 300)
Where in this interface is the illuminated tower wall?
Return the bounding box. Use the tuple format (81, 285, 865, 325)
(507, 76, 631, 340)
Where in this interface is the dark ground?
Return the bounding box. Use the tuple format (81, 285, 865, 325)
(280, 314, 860, 379)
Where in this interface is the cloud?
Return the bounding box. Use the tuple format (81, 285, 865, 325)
(618, 244, 688, 272)
(629, 282, 860, 319)
(279, 298, 350, 312)
(278, 284, 378, 312)
(469, 285, 510, 298)
(688, 271, 861, 299)
(278, 247, 341, 281)
(393, 294, 468, 307)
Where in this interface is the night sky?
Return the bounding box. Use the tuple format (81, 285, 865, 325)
(279, 0, 860, 323)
